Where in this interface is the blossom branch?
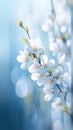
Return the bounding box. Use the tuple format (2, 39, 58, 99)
(17, 0, 71, 115)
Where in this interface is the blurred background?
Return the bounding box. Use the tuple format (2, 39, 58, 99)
(0, 0, 72, 130)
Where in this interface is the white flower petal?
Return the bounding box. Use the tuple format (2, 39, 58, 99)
(41, 55, 48, 67)
(43, 55, 48, 63)
(49, 43, 59, 53)
(37, 81, 43, 86)
(42, 19, 54, 32)
(37, 76, 45, 86)
(44, 92, 53, 102)
(28, 63, 40, 73)
(31, 73, 39, 81)
(17, 54, 28, 63)
(43, 86, 50, 94)
(17, 55, 24, 63)
(52, 98, 63, 111)
(58, 54, 66, 65)
(30, 38, 42, 50)
(20, 63, 27, 70)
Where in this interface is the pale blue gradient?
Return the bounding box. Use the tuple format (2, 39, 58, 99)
(0, 0, 72, 130)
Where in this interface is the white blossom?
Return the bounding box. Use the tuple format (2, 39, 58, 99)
(52, 98, 64, 111)
(41, 55, 48, 67)
(29, 38, 42, 51)
(28, 62, 40, 73)
(31, 72, 43, 81)
(44, 91, 54, 102)
(42, 18, 54, 32)
(17, 51, 29, 69)
(49, 42, 59, 53)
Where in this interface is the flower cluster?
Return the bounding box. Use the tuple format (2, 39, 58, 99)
(42, 0, 71, 57)
(17, 0, 71, 114)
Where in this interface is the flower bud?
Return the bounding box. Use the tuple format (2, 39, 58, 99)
(18, 20, 23, 27)
(63, 106, 68, 113)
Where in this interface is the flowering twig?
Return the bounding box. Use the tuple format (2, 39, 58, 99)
(18, 20, 31, 39)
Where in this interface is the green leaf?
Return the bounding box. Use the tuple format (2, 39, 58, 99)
(21, 38, 29, 43)
(63, 106, 68, 113)
(25, 26, 29, 32)
(49, 68, 53, 72)
(36, 54, 40, 59)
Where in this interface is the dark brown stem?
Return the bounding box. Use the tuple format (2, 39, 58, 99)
(56, 84, 63, 93)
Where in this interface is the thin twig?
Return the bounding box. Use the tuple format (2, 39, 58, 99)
(23, 27, 31, 39)
(56, 84, 63, 93)
(50, 0, 56, 16)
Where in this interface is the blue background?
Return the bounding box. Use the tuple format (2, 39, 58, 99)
(0, 0, 72, 130)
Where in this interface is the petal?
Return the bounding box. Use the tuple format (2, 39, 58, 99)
(52, 102, 57, 109)
(17, 54, 28, 63)
(28, 63, 40, 73)
(37, 81, 43, 86)
(41, 55, 48, 67)
(42, 22, 49, 32)
(42, 19, 53, 32)
(31, 73, 39, 81)
(58, 54, 66, 65)
(43, 86, 50, 94)
(30, 38, 42, 50)
(37, 77, 45, 86)
(53, 67, 63, 77)
(52, 98, 63, 111)
(42, 55, 48, 63)
(44, 93, 53, 102)
(49, 43, 59, 53)
(17, 55, 24, 63)
(20, 63, 27, 70)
